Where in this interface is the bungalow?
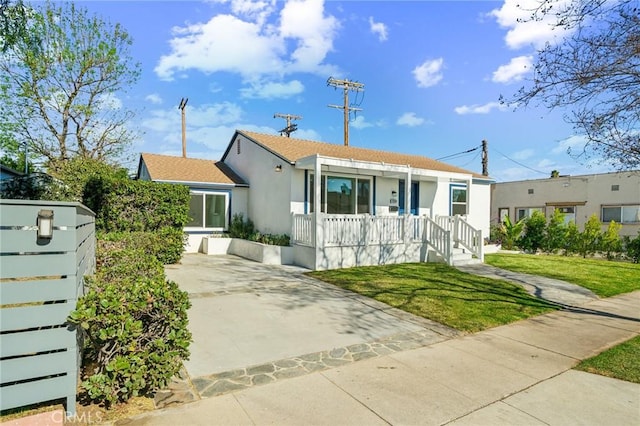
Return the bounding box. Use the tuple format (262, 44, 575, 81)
(138, 130, 494, 270)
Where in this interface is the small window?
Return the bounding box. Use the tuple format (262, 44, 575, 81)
(450, 185, 467, 216)
(528, 188, 534, 194)
(498, 208, 509, 223)
(611, 184, 619, 191)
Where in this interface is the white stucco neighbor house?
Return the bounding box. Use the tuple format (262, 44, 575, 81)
(138, 130, 494, 270)
(491, 171, 640, 238)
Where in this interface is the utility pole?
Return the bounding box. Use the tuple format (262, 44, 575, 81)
(178, 98, 188, 158)
(481, 139, 489, 176)
(274, 113, 302, 137)
(327, 77, 364, 146)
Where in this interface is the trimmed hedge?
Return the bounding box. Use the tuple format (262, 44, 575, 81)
(98, 228, 186, 265)
(84, 177, 190, 232)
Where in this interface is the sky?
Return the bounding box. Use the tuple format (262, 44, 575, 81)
(67, 0, 613, 182)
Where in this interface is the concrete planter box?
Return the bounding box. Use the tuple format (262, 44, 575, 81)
(202, 237, 293, 265)
(202, 237, 232, 255)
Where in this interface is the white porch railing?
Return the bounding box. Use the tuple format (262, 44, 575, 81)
(436, 215, 484, 262)
(291, 213, 482, 265)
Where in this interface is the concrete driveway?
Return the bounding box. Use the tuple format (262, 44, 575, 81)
(164, 254, 458, 384)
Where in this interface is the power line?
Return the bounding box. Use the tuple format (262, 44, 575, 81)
(436, 145, 480, 161)
(492, 147, 548, 175)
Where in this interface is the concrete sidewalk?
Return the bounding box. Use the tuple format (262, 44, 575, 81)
(117, 290, 640, 426)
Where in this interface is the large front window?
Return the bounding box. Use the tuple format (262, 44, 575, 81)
(602, 205, 640, 223)
(187, 192, 227, 229)
(309, 175, 370, 214)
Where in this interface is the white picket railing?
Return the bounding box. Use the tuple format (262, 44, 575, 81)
(290, 213, 482, 264)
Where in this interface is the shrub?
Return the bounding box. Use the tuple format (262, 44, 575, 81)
(624, 233, 640, 263)
(544, 209, 567, 253)
(601, 220, 623, 260)
(69, 248, 191, 406)
(563, 221, 581, 256)
(84, 177, 190, 233)
(519, 210, 547, 253)
(228, 213, 290, 246)
(49, 157, 128, 201)
(577, 214, 602, 258)
(99, 228, 186, 265)
(499, 215, 525, 250)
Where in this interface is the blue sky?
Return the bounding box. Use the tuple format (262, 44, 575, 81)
(75, 0, 608, 182)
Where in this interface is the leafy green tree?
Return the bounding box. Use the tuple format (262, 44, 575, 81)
(0, 0, 33, 52)
(506, 0, 639, 169)
(0, 1, 141, 166)
(519, 210, 547, 253)
(564, 221, 581, 256)
(499, 215, 525, 250)
(624, 233, 640, 263)
(578, 214, 602, 258)
(544, 209, 566, 253)
(600, 220, 623, 260)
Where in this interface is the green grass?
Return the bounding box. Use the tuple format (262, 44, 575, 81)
(485, 254, 640, 297)
(575, 335, 640, 383)
(308, 263, 556, 333)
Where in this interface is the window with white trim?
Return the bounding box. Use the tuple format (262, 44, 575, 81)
(187, 192, 228, 229)
(602, 205, 640, 224)
(450, 185, 467, 215)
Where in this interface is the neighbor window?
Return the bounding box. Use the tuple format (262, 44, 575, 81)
(187, 192, 228, 229)
(498, 208, 509, 223)
(602, 205, 640, 223)
(516, 207, 544, 221)
(309, 174, 371, 214)
(450, 185, 467, 216)
(549, 206, 576, 224)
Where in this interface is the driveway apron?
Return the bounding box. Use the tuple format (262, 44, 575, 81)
(164, 254, 459, 398)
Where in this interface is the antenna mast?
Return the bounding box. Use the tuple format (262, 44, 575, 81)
(178, 98, 188, 158)
(274, 113, 302, 137)
(327, 77, 364, 146)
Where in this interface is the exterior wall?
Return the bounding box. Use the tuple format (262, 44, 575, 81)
(315, 241, 428, 270)
(224, 134, 293, 235)
(468, 180, 491, 238)
(491, 172, 640, 237)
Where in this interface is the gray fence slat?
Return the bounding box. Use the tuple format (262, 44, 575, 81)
(0, 277, 76, 305)
(0, 203, 77, 227)
(0, 374, 76, 411)
(0, 327, 76, 358)
(0, 302, 76, 332)
(1, 350, 76, 383)
(0, 252, 76, 279)
(0, 229, 76, 253)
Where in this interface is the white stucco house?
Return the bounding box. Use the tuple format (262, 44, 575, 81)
(138, 130, 494, 270)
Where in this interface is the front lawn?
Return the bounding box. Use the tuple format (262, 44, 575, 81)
(575, 335, 640, 383)
(308, 263, 556, 333)
(485, 254, 640, 297)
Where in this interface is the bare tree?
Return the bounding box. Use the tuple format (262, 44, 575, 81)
(0, 1, 141, 166)
(506, 0, 640, 170)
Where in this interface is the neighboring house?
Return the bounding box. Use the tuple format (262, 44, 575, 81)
(138, 130, 494, 269)
(0, 164, 22, 181)
(491, 171, 640, 237)
(137, 153, 248, 252)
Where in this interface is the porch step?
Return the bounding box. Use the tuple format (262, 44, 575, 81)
(451, 247, 481, 266)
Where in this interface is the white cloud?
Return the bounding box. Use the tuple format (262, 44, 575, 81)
(412, 58, 444, 88)
(552, 134, 588, 154)
(454, 102, 507, 115)
(537, 158, 556, 168)
(396, 112, 425, 127)
(97, 93, 122, 110)
(240, 79, 304, 99)
(369, 16, 388, 41)
(490, 0, 572, 49)
(145, 93, 163, 105)
(492, 55, 533, 83)
(351, 115, 374, 129)
(512, 148, 534, 160)
(141, 102, 243, 133)
(155, 0, 339, 81)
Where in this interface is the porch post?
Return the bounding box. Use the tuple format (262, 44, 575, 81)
(404, 167, 412, 243)
(314, 156, 323, 266)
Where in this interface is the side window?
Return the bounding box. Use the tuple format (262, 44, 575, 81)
(450, 185, 467, 215)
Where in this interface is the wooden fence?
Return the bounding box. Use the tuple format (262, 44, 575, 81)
(0, 200, 95, 416)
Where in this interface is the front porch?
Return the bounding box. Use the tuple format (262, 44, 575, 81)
(291, 213, 484, 270)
